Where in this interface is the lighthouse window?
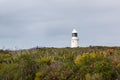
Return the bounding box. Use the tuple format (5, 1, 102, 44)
(72, 33, 77, 37)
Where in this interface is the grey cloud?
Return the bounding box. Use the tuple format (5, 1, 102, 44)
(0, 0, 120, 49)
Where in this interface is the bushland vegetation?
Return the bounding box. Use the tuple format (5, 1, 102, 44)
(0, 46, 120, 80)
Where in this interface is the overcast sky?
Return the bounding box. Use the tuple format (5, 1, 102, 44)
(0, 0, 120, 49)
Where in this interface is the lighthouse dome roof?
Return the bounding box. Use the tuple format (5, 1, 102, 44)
(72, 29, 77, 33)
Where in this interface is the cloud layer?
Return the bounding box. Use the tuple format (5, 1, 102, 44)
(0, 0, 120, 49)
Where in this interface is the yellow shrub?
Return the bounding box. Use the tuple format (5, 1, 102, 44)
(36, 72, 42, 77)
(85, 73, 91, 80)
(34, 77, 40, 80)
(74, 55, 81, 64)
(36, 57, 51, 65)
(103, 52, 108, 57)
(74, 53, 93, 65)
(90, 53, 97, 58)
(34, 72, 42, 80)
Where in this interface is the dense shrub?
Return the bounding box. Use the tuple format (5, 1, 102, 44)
(0, 47, 120, 80)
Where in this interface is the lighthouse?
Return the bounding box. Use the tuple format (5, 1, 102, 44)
(71, 29, 79, 48)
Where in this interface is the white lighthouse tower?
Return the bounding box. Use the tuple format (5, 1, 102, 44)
(71, 29, 79, 48)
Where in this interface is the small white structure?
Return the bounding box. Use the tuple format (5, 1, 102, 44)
(71, 29, 79, 48)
